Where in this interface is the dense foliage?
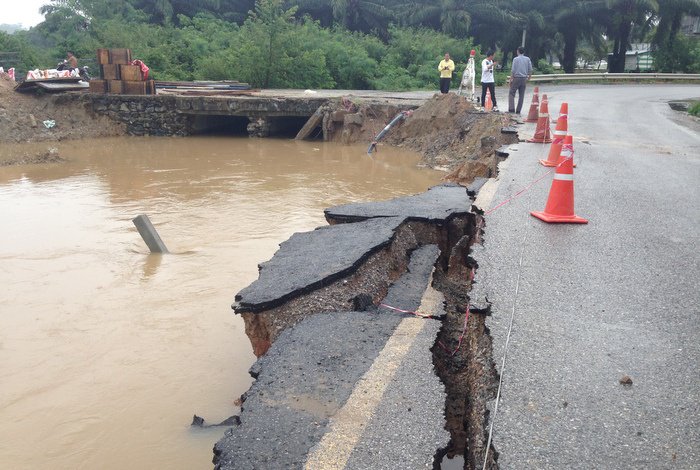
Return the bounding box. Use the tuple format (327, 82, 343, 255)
(689, 101, 700, 116)
(1, 0, 699, 89)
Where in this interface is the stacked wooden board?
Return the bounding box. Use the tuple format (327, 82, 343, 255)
(155, 80, 253, 96)
(89, 48, 155, 95)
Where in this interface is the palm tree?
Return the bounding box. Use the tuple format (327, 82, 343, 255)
(399, 0, 473, 37)
(470, 0, 527, 52)
(289, 0, 334, 26)
(605, 0, 659, 72)
(551, 0, 607, 73)
(654, 0, 700, 46)
(330, 0, 394, 35)
(399, 0, 520, 40)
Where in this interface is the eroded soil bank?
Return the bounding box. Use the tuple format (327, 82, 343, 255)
(1, 76, 516, 185)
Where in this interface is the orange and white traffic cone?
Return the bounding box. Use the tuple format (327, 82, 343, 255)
(484, 89, 493, 111)
(551, 101, 567, 123)
(528, 99, 552, 143)
(530, 152, 588, 224)
(542, 93, 552, 126)
(543, 134, 577, 168)
(524, 86, 540, 122)
(540, 104, 569, 166)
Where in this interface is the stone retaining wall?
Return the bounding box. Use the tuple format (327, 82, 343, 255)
(90, 94, 189, 136)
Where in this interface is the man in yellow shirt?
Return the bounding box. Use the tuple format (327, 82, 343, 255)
(438, 53, 455, 94)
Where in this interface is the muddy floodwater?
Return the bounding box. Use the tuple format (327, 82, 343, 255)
(0, 136, 443, 470)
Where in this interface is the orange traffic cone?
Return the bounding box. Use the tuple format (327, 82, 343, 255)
(530, 151, 588, 224)
(528, 99, 552, 143)
(542, 93, 552, 126)
(540, 104, 568, 166)
(558, 101, 567, 117)
(543, 134, 578, 167)
(524, 86, 540, 122)
(484, 89, 493, 111)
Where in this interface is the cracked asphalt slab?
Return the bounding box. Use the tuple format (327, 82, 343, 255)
(236, 183, 472, 313)
(215, 245, 448, 469)
(473, 84, 699, 469)
(234, 217, 403, 312)
(325, 183, 472, 222)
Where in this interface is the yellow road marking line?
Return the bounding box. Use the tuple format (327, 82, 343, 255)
(304, 282, 443, 469)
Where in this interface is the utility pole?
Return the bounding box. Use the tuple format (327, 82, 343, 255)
(521, 29, 527, 48)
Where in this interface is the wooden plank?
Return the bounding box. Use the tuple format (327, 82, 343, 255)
(154, 80, 251, 89)
(14, 77, 83, 92)
(147, 80, 156, 95)
(155, 88, 258, 96)
(110, 48, 132, 65)
(96, 48, 110, 65)
(37, 81, 89, 91)
(122, 80, 148, 95)
(108, 80, 123, 94)
(120, 64, 142, 81)
(101, 64, 120, 80)
(295, 107, 324, 140)
(89, 80, 108, 93)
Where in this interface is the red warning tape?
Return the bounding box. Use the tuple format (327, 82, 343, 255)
(377, 149, 576, 358)
(437, 301, 470, 357)
(484, 147, 574, 215)
(379, 303, 436, 319)
(378, 301, 471, 357)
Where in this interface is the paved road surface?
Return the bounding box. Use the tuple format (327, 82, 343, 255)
(474, 84, 699, 469)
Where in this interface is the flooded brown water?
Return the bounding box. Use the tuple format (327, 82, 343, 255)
(0, 136, 443, 470)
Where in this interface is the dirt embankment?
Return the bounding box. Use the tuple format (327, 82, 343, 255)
(0, 76, 125, 164)
(332, 93, 518, 185)
(389, 94, 516, 184)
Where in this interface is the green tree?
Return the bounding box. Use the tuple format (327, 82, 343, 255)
(330, 0, 393, 35)
(606, 0, 659, 72)
(652, 0, 700, 71)
(400, 0, 473, 37)
(242, 0, 297, 87)
(549, 0, 607, 73)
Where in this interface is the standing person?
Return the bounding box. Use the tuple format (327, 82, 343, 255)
(438, 53, 455, 94)
(480, 50, 498, 111)
(508, 46, 533, 114)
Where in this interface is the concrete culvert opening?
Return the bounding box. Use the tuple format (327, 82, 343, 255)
(189, 115, 250, 136)
(271, 116, 323, 139)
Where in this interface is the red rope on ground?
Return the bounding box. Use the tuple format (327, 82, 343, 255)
(377, 151, 577, 358)
(437, 301, 470, 357)
(484, 150, 574, 215)
(378, 303, 435, 319)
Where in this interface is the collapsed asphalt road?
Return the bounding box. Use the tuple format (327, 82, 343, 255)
(214, 183, 487, 469)
(212, 84, 699, 470)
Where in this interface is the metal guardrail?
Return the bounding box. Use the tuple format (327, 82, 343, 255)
(529, 72, 700, 82)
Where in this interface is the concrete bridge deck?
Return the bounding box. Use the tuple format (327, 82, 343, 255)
(88, 89, 436, 137)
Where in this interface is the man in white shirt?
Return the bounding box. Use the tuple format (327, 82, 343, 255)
(480, 50, 498, 111)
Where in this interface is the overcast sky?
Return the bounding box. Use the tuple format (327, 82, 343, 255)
(2, 1, 47, 28)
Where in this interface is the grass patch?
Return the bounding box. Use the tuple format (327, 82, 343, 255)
(689, 102, 700, 117)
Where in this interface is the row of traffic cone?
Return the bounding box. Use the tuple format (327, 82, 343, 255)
(524, 88, 587, 224)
